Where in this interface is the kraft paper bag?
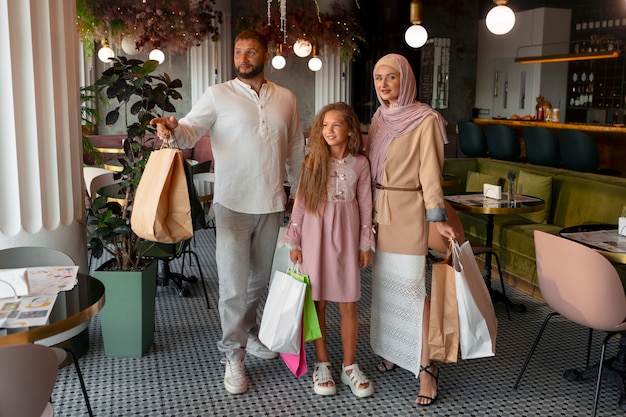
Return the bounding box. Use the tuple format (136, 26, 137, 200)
(131, 148, 193, 243)
(428, 253, 460, 363)
(259, 270, 306, 354)
(453, 240, 498, 359)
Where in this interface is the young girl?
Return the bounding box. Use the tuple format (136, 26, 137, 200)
(280, 102, 375, 398)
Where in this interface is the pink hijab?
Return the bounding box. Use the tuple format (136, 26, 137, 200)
(368, 53, 448, 185)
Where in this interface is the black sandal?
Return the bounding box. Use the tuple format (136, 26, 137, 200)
(416, 362, 439, 406)
(376, 359, 396, 373)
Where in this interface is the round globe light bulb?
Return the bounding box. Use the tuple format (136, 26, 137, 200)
(308, 56, 322, 72)
(271, 54, 286, 69)
(149, 48, 165, 64)
(404, 24, 428, 48)
(293, 39, 313, 58)
(121, 36, 142, 55)
(97, 46, 115, 63)
(486, 5, 516, 35)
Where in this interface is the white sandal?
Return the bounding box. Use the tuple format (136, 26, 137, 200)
(313, 362, 336, 396)
(341, 363, 374, 398)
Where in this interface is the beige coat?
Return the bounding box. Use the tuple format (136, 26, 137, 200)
(374, 115, 446, 256)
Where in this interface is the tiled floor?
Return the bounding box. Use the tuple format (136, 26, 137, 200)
(52, 228, 626, 416)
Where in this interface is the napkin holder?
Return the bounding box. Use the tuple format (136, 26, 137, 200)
(483, 183, 502, 200)
(0, 268, 29, 299)
(619, 217, 626, 236)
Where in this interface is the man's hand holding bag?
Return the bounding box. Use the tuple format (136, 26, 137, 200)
(131, 146, 193, 243)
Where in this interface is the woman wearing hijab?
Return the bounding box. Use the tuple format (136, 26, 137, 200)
(366, 53, 456, 406)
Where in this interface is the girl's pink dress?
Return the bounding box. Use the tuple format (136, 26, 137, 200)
(281, 154, 374, 302)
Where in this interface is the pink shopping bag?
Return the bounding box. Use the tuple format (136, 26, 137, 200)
(279, 319, 307, 378)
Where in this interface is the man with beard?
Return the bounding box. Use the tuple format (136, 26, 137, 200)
(151, 29, 304, 395)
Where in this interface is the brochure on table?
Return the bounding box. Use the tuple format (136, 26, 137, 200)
(0, 266, 79, 328)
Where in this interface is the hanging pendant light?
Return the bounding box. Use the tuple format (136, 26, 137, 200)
(121, 35, 142, 56)
(308, 45, 322, 71)
(486, 0, 516, 35)
(271, 43, 286, 69)
(149, 48, 165, 64)
(404, 0, 428, 49)
(97, 38, 115, 63)
(293, 39, 312, 58)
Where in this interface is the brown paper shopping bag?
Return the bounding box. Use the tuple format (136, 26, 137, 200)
(131, 148, 193, 243)
(429, 253, 460, 363)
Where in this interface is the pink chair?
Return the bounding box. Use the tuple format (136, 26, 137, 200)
(0, 343, 58, 417)
(514, 230, 626, 417)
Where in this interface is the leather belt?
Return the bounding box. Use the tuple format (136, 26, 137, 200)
(374, 183, 422, 192)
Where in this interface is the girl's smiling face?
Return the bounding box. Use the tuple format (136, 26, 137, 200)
(323, 110, 350, 157)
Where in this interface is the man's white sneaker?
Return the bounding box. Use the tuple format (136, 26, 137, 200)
(223, 359, 248, 394)
(247, 335, 278, 359)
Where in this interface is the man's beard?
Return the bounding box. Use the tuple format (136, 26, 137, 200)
(236, 62, 264, 79)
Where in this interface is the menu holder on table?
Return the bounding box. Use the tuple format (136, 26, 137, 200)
(0, 268, 29, 299)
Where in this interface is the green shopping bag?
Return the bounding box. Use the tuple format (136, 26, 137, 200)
(287, 265, 322, 342)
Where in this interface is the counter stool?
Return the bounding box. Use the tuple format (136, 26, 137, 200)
(522, 126, 560, 167)
(458, 121, 488, 157)
(486, 124, 521, 161)
(558, 129, 599, 173)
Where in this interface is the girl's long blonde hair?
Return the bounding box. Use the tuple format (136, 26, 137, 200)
(298, 102, 363, 213)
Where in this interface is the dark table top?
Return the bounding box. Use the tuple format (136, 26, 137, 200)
(0, 274, 105, 345)
(445, 192, 545, 215)
(560, 224, 626, 264)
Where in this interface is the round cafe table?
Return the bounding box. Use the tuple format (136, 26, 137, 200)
(0, 274, 105, 346)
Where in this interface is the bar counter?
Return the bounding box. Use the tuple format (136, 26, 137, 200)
(472, 118, 626, 176)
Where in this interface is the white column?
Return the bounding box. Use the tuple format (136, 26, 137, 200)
(0, 0, 87, 270)
(190, 0, 232, 105)
(314, 51, 352, 114)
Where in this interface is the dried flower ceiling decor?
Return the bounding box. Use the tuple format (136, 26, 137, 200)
(235, 0, 365, 63)
(76, 0, 223, 56)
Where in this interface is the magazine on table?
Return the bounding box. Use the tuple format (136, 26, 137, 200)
(0, 294, 58, 328)
(0, 265, 78, 328)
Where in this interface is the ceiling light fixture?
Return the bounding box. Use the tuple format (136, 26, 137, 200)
(271, 43, 286, 69)
(148, 48, 165, 64)
(97, 38, 115, 63)
(308, 45, 322, 71)
(404, 0, 428, 49)
(514, 40, 621, 64)
(293, 38, 312, 58)
(486, 0, 515, 35)
(515, 50, 620, 64)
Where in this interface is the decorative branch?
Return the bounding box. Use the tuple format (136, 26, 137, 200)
(76, 0, 224, 54)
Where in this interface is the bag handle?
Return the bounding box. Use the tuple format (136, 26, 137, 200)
(288, 262, 301, 275)
(158, 133, 180, 150)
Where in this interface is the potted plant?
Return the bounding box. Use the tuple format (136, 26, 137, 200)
(86, 56, 183, 357)
(81, 84, 105, 165)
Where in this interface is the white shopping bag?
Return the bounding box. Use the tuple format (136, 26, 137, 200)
(271, 226, 291, 276)
(453, 240, 498, 359)
(259, 269, 306, 354)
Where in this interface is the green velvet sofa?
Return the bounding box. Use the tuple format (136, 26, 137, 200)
(442, 157, 626, 293)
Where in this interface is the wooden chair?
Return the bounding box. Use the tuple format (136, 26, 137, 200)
(514, 231, 626, 417)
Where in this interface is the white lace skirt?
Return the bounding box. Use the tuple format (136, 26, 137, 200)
(370, 251, 426, 378)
